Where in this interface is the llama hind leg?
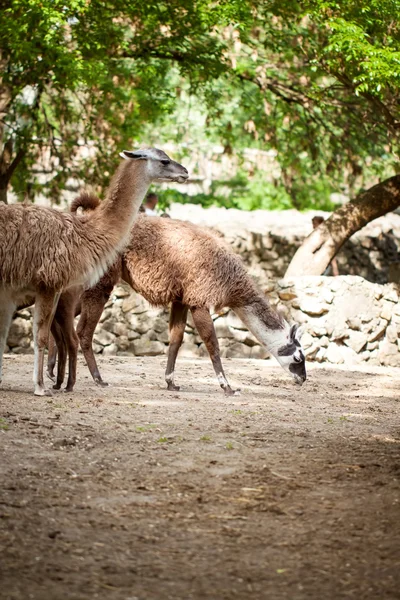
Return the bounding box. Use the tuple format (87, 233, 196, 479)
(77, 291, 111, 386)
(50, 320, 67, 390)
(0, 297, 16, 384)
(190, 306, 239, 396)
(165, 301, 188, 392)
(47, 330, 58, 381)
(33, 291, 60, 396)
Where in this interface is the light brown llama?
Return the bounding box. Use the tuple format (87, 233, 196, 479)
(47, 195, 306, 395)
(0, 149, 188, 395)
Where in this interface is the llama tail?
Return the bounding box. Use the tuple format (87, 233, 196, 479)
(70, 191, 100, 214)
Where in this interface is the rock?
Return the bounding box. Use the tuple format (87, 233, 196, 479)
(93, 329, 116, 347)
(153, 316, 169, 334)
(278, 290, 297, 301)
(226, 312, 247, 331)
(300, 332, 314, 350)
(225, 343, 252, 359)
(367, 341, 379, 351)
(299, 297, 329, 316)
(113, 322, 129, 337)
(179, 342, 200, 358)
(378, 339, 399, 366)
(325, 343, 344, 364)
(381, 301, 394, 321)
(116, 336, 130, 351)
(344, 331, 367, 354)
(7, 317, 32, 347)
(368, 321, 387, 343)
(250, 345, 269, 359)
(132, 339, 165, 356)
(386, 322, 398, 344)
(347, 317, 362, 331)
(114, 284, 130, 298)
(103, 343, 119, 356)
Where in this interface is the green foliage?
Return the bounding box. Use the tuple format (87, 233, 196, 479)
(1, 0, 399, 208)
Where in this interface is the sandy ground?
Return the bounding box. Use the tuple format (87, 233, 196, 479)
(0, 353, 400, 600)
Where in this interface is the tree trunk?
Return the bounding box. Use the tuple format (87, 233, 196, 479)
(285, 174, 400, 277)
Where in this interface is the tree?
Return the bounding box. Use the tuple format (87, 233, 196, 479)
(285, 174, 400, 276)
(0, 0, 245, 202)
(1, 0, 399, 223)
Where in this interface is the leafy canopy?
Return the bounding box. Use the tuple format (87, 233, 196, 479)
(0, 0, 399, 208)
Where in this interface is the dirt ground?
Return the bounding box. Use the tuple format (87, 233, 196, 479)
(0, 353, 399, 600)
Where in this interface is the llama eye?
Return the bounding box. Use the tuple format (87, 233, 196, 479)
(161, 159, 170, 166)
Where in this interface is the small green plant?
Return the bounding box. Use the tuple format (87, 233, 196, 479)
(136, 424, 157, 432)
(157, 436, 169, 443)
(200, 435, 212, 442)
(225, 441, 234, 450)
(327, 417, 334, 424)
(340, 415, 350, 422)
(230, 409, 243, 415)
(0, 418, 9, 431)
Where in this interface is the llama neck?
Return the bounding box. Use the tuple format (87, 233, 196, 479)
(234, 297, 290, 358)
(101, 161, 150, 223)
(77, 160, 151, 288)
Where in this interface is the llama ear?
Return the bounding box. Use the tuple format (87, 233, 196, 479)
(119, 150, 148, 160)
(289, 324, 299, 342)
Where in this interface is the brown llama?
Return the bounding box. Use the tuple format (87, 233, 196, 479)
(47, 195, 306, 395)
(0, 149, 188, 395)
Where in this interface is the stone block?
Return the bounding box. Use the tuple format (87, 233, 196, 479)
(103, 343, 119, 356)
(379, 338, 400, 366)
(368, 321, 387, 343)
(7, 317, 32, 347)
(299, 297, 329, 316)
(380, 301, 394, 321)
(386, 322, 398, 344)
(325, 343, 344, 364)
(132, 339, 165, 356)
(93, 329, 116, 347)
(225, 342, 252, 359)
(250, 345, 269, 359)
(344, 331, 367, 354)
(347, 317, 362, 331)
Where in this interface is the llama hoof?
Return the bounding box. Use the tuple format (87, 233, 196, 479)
(95, 379, 108, 387)
(167, 383, 180, 392)
(64, 387, 74, 393)
(53, 383, 62, 390)
(46, 370, 56, 382)
(224, 387, 240, 397)
(34, 386, 52, 397)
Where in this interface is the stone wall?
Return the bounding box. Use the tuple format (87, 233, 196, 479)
(7, 276, 400, 367)
(7, 206, 400, 365)
(167, 204, 400, 285)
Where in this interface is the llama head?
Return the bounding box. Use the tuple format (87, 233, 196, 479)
(119, 148, 189, 183)
(275, 324, 306, 386)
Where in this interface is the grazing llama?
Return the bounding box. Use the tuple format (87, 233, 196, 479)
(0, 149, 188, 395)
(47, 199, 306, 394)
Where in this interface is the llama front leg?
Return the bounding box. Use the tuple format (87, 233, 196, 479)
(165, 301, 188, 392)
(33, 291, 60, 396)
(0, 297, 16, 385)
(77, 292, 111, 386)
(190, 306, 239, 396)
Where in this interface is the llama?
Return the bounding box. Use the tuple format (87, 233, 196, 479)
(0, 149, 188, 395)
(47, 197, 306, 395)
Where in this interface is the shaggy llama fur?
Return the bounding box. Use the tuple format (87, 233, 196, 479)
(47, 195, 306, 395)
(0, 149, 188, 395)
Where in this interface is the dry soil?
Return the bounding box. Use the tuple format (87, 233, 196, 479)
(0, 354, 399, 600)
